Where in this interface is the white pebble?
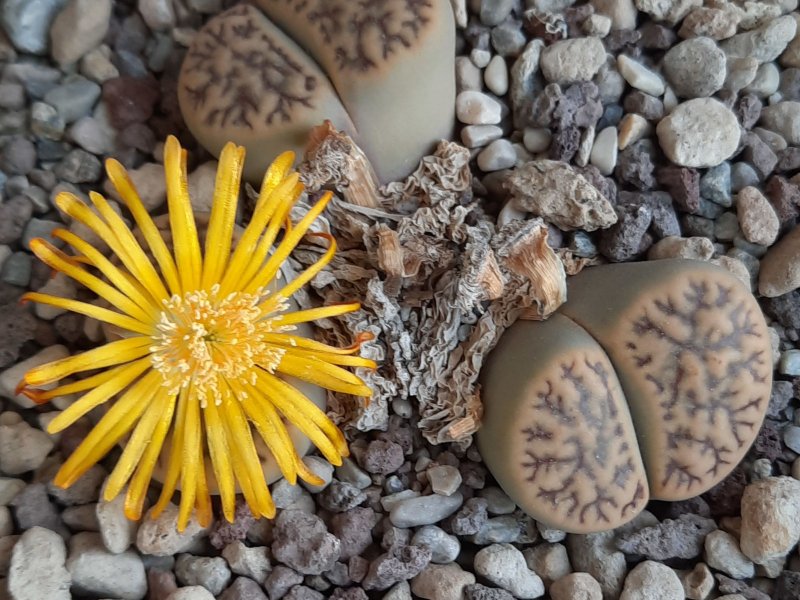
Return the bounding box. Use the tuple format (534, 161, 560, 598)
(523, 127, 551, 153)
(484, 55, 509, 96)
(8, 527, 71, 600)
(474, 543, 544, 599)
(461, 125, 503, 149)
(456, 91, 502, 125)
(590, 126, 618, 175)
(477, 139, 516, 171)
(470, 48, 491, 68)
(704, 530, 755, 579)
(617, 54, 666, 96)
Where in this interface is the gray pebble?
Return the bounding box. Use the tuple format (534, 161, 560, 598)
(474, 543, 544, 599)
(7, 526, 70, 600)
(31, 101, 65, 140)
(272, 510, 340, 575)
(0, 82, 25, 110)
(265, 565, 303, 600)
(663, 37, 726, 98)
(523, 543, 571, 586)
(301, 456, 334, 494)
(730, 162, 760, 192)
(480, 0, 514, 26)
(62, 503, 99, 532)
(175, 554, 232, 596)
(720, 15, 797, 64)
(745, 62, 781, 97)
(780, 349, 800, 375)
(390, 493, 463, 528)
(619, 561, 683, 600)
(0, 0, 67, 54)
(43, 77, 101, 123)
(456, 57, 483, 93)
(54, 148, 102, 183)
(67, 532, 147, 600)
(22, 218, 63, 250)
(540, 37, 607, 85)
(136, 503, 212, 557)
(411, 526, 460, 564)
(0, 137, 36, 175)
(490, 21, 526, 57)
(760, 101, 800, 145)
(470, 516, 522, 545)
(704, 530, 755, 579)
(335, 458, 372, 490)
(783, 425, 800, 453)
(470, 49, 491, 69)
(700, 162, 732, 207)
(476, 487, 515, 515)
(221, 541, 271, 584)
(477, 139, 516, 171)
(484, 55, 509, 96)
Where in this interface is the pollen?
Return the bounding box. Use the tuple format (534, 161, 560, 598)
(150, 284, 285, 406)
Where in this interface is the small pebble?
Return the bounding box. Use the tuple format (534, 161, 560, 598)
(619, 560, 684, 600)
(760, 101, 800, 145)
(663, 36, 727, 98)
(617, 54, 665, 96)
(484, 55, 508, 96)
(736, 186, 780, 246)
(477, 139, 517, 172)
(550, 573, 602, 600)
(589, 126, 617, 175)
(740, 477, 800, 563)
(656, 98, 740, 167)
(7, 526, 71, 600)
(67, 532, 147, 600)
(456, 91, 502, 125)
(175, 553, 232, 596)
(390, 493, 463, 528)
(540, 38, 607, 85)
(411, 563, 475, 600)
(461, 125, 503, 149)
(411, 526, 460, 564)
(474, 544, 543, 599)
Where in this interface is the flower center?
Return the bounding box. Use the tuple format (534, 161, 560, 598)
(150, 284, 285, 405)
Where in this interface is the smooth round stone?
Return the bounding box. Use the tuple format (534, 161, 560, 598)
(780, 350, 800, 376)
(389, 492, 463, 528)
(523, 128, 551, 153)
(618, 114, 651, 150)
(461, 124, 503, 149)
(43, 77, 101, 123)
(477, 139, 516, 171)
(730, 162, 759, 193)
(657, 98, 740, 167)
(427, 465, 462, 496)
(759, 101, 800, 145)
(617, 54, 665, 96)
(411, 526, 460, 563)
(590, 126, 618, 175)
(759, 225, 800, 297)
(736, 186, 779, 246)
(663, 37, 726, 98)
(0, 0, 66, 55)
(470, 48, 491, 69)
(540, 37, 607, 85)
(484, 55, 509, 96)
(744, 62, 781, 97)
(456, 91, 502, 125)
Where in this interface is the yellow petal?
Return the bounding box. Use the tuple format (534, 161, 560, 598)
(23, 336, 152, 387)
(255, 151, 295, 212)
(264, 302, 361, 324)
(268, 233, 336, 303)
(46, 358, 152, 433)
(29, 238, 153, 324)
(203, 396, 236, 523)
(276, 354, 372, 396)
(22, 292, 153, 336)
(177, 385, 201, 531)
(164, 136, 202, 293)
(104, 387, 171, 500)
(54, 228, 159, 319)
(54, 370, 161, 487)
(201, 142, 244, 290)
(194, 451, 213, 529)
(105, 157, 181, 296)
(152, 386, 189, 518)
(218, 173, 300, 296)
(243, 192, 333, 295)
(124, 391, 176, 521)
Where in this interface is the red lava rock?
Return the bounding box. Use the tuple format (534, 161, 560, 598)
(716, 574, 771, 600)
(656, 166, 701, 214)
(330, 587, 368, 600)
(599, 204, 653, 262)
(623, 91, 665, 121)
(765, 175, 800, 224)
(209, 501, 257, 549)
(774, 571, 800, 600)
(618, 191, 681, 238)
(0, 301, 37, 369)
(362, 440, 405, 475)
(331, 507, 379, 560)
(614, 513, 717, 560)
(362, 544, 432, 591)
(703, 466, 747, 517)
(616, 140, 656, 190)
(101, 76, 160, 129)
(735, 94, 762, 130)
(751, 418, 784, 462)
(741, 132, 778, 180)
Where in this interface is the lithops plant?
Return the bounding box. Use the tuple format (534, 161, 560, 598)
(178, 1, 455, 183)
(478, 259, 772, 533)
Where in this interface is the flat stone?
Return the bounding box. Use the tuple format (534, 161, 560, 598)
(8, 526, 71, 600)
(759, 224, 800, 296)
(617, 54, 665, 96)
(540, 37, 606, 85)
(390, 493, 463, 528)
(0, 0, 67, 54)
(656, 98, 740, 168)
(663, 37, 726, 98)
(50, 0, 112, 66)
(759, 101, 800, 145)
(67, 532, 146, 599)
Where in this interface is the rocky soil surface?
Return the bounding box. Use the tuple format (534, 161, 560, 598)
(2, 0, 800, 599)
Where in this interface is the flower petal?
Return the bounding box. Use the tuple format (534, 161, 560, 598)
(22, 292, 153, 336)
(203, 395, 236, 522)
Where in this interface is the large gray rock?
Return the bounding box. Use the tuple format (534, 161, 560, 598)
(7, 526, 71, 600)
(0, 0, 67, 54)
(67, 532, 147, 599)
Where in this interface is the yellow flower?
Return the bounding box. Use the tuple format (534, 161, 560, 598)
(17, 135, 374, 531)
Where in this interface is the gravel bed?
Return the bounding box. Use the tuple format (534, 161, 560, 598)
(2, 0, 800, 599)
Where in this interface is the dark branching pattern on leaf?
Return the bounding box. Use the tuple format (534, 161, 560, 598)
(625, 278, 770, 497)
(279, 0, 433, 71)
(182, 5, 316, 129)
(519, 353, 647, 529)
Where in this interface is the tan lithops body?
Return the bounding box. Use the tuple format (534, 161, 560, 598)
(180, 1, 455, 183)
(559, 259, 771, 501)
(256, 0, 456, 182)
(479, 259, 771, 533)
(178, 4, 358, 183)
(478, 314, 649, 533)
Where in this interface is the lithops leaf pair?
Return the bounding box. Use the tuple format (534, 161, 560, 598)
(478, 259, 772, 533)
(178, 1, 455, 183)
